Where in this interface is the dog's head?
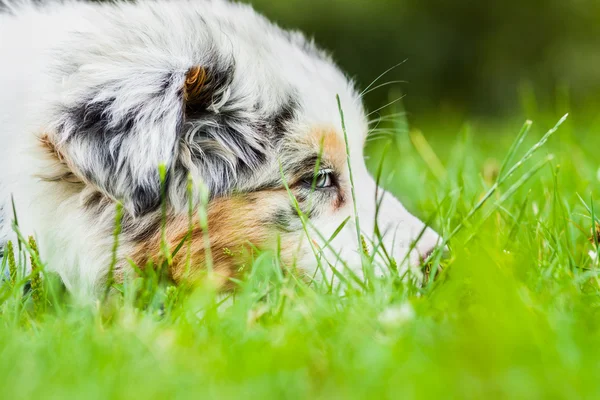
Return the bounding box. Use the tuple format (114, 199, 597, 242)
(44, 0, 442, 283)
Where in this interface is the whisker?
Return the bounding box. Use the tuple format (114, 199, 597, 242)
(366, 125, 409, 143)
(365, 132, 396, 143)
(359, 60, 408, 97)
(368, 128, 406, 135)
(369, 113, 383, 131)
(360, 80, 408, 98)
(366, 95, 406, 118)
(368, 112, 408, 126)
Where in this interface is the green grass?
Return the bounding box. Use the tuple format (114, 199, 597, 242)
(1, 105, 600, 399)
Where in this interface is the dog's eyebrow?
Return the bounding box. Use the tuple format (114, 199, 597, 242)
(284, 154, 334, 180)
(285, 154, 317, 175)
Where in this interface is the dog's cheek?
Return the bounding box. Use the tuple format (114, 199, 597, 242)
(129, 192, 297, 288)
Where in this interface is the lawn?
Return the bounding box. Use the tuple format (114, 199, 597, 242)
(1, 104, 599, 399)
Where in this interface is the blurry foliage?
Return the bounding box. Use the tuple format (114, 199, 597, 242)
(248, 0, 600, 118)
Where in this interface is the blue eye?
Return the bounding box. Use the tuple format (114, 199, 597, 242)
(315, 172, 333, 188)
(301, 169, 336, 189)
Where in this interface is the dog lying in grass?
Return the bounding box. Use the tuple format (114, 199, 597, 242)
(0, 0, 442, 297)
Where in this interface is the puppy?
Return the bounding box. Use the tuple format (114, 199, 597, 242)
(0, 0, 442, 296)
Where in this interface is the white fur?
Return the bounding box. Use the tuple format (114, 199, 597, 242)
(0, 0, 442, 297)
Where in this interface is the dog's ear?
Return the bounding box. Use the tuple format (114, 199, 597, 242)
(53, 66, 217, 216)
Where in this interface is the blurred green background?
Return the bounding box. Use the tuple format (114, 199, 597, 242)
(246, 0, 600, 122)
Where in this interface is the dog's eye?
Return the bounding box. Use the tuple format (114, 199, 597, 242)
(307, 170, 333, 189)
(301, 170, 335, 189)
(315, 172, 333, 188)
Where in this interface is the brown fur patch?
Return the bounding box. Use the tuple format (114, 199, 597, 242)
(130, 190, 297, 288)
(37, 134, 82, 184)
(184, 66, 208, 103)
(305, 126, 347, 170)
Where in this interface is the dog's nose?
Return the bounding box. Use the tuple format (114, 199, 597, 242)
(413, 227, 447, 265)
(418, 243, 450, 264)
